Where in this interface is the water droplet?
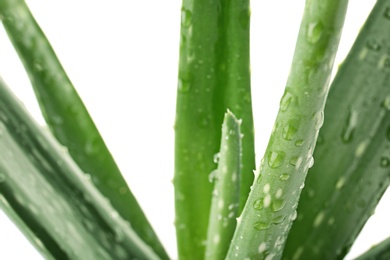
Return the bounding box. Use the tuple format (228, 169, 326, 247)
(178, 78, 190, 93)
(290, 156, 302, 169)
(263, 183, 271, 193)
(290, 210, 298, 221)
(213, 153, 220, 164)
(258, 242, 267, 253)
(271, 200, 286, 212)
(307, 156, 315, 169)
(335, 177, 346, 190)
(280, 89, 296, 112)
(264, 194, 272, 208)
(181, 9, 192, 27)
(265, 253, 275, 260)
(308, 189, 315, 198)
(275, 189, 283, 198)
(366, 39, 381, 51)
(253, 198, 264, 211)
(295, 139, 304, 147)
(300, 183, 305, 189)
(380, 157, 390, 167)
(341, 110, 358, 143)
(254, 221, 270, 230)
(306, 22, 324, 44)
(382, 96, 390, 110)
(208, 169, 219, 183)
(268, 151, 286, 169)
(282, 119, 299, 140)
(313, 211, 325, 227)
(313, 111, 324, 130)
(355, 140, 369, 157)
(279, 173, 289, 181)
(272, 215, 285, 224)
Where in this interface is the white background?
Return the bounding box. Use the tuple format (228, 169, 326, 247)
(0, 0, 389, 259)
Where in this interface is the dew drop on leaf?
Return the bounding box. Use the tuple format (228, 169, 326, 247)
(181, 9, 192, 28)
(254, 221, 270, 230)
(290, 210, 298, 221)
(271, 200, 286, 212)
(280, 89, 295, 112)
(295, 139, 304, 147)
(268, 151, 285, 169)
(335, 177, 346, 190)
(213, 152, 220, 163)
(272, 215, 285, 224)
(290, 156, 302, 168)
(279, 173, 290, 181)
(253, 198, 264, 211)
(312, 111, 324, 131)
(178, 78, 191, 93)
(382, 96, 390, 110)
(341, 109, 358, 143)
(282, 119, 299, 140)
(307, 156, 315, 169)
(306, 22, 324, 44)
(380, 157, 390, 167)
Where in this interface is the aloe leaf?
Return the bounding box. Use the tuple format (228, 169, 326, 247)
(283, 1, 390, 259)
(0, 78, 159, 260)
(0, 1, 168, 258)
(205, 110, 241, 260)
(225, 1, 349, 259)
(175, 0, 254, 258)
(356, 237, 390, 260)
(215, 0, 255, 212)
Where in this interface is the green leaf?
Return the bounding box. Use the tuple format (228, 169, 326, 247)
(0, 78, 159, 260)
(174, 0, 254, 258)
(205, 110, 241, 260)
(0, 1, 168, 258)
(356, 237, 390, 260)
(283, 1, 390, 259)
(226, 0, 349, 259)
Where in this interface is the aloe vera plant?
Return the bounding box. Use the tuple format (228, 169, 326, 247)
(1, 0, 390, 260)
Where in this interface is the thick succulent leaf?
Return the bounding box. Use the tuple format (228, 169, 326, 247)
(356, 237, 390, 260)
(226, 0, 349, 259)
(0, 1, 168, 258)
(0, 78, 159, 260)
(174, 0, 254, 258)
(205, 111, 241, 260)
(283, 1, 390, 259)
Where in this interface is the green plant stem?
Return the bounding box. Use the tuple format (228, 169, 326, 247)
(205, 111, 241, 260)
(356, 237, 390, 260)
(175, 0, 254, 258)
(283, 1, 390, 259)
(0, 1, 168, 258)
(226, 0, 348, 259)
(0, 78, 159, 260)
